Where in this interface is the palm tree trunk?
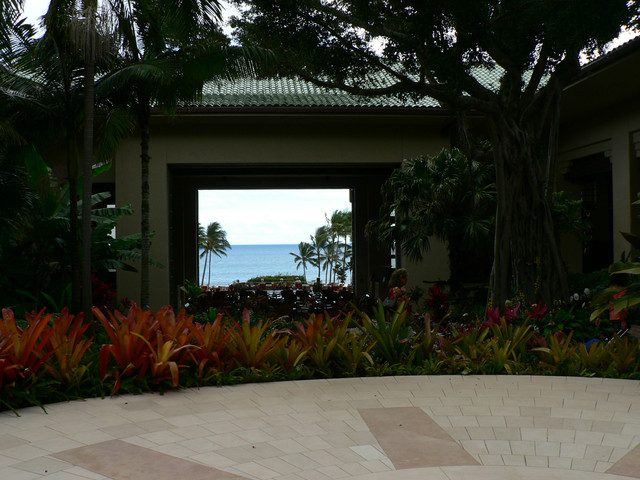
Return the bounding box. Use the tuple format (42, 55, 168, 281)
(67, 131, 81, 313)
(81, 54, 95, 320)
(200, 249, 208, 285)
(139, 96, 151, 308)
(316, 247, 321, 280)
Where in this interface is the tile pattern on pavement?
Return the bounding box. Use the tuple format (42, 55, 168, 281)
(54, 439, 247, 480)
(358, 407, 478, 468)
(0, 375, 639, 480)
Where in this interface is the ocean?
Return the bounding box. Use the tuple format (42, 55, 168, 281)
(198, 244, 351, 286)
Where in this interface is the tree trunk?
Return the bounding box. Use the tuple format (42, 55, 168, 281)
(139, 98, 151, 308)
(447, 235, 465, 294)
(489, 115, 568, 308)
(67, 132, 81, 313)
(201, 249, 207, 285)
(81, 58, 95, 321)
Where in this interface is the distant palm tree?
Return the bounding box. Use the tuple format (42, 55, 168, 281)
(330, 209, 352, 283)
(199, 221, 231, 286)
(309, 226, 328, 282)
(322, 240, 342, 283)
(289, 241, 316, 281)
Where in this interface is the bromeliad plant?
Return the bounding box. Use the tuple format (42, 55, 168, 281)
(3, 298, 640, 413)
(132, 330, 195, 388)
(531, 331, 578, 375)
(0, 309, 59, 412)
(0, 309, 57, 389)
(288, 312, 350, 374)
(94, 304, 158, 393)
(42, 309, 93, 387)
(190, 312, 237, 381)
(228, 309, 287, 370)
(357, 301, 414, 365)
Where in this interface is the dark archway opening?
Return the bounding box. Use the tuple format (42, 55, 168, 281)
(564, 153, 614, 272)
(168, 163, 398, 306)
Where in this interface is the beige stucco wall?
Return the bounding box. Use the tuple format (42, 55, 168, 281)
(558, 97, 640, 270)
(114, 112, 451, 308)
(112, 77, 640, 308)
(401, 239, 450, 294)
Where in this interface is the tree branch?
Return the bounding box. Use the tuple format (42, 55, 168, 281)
(523, 41, 551, 102)
(307, 0, 414, 45)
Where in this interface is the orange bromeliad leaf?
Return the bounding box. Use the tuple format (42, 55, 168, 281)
(42, 309, 93, 384)
(190, 314, 237, 378)
(93, 304, 157, 390)
(228, 316, 287, 369)
(0, 308, 57, 386)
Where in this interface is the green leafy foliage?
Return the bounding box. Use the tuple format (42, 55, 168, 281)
(286, 312, 350, 374)
(590, 261, 640, 323)
(608, 335, 640, 375)
(0, 157, 143, 315)
(576, 341, 610, 376)
(357, 301, 414, 365)
(532, 332, 578, 375)
(228, 310, 287, 369)
(367, 149, 495, 287)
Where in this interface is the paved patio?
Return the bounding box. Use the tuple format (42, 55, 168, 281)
(1, 375, 640, 479)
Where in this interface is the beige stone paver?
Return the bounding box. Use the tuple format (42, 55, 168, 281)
(0, 375, 639, 479)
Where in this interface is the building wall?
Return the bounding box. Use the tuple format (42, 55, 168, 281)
(114, 112, 451, 308)
(558, 97, 640, 271)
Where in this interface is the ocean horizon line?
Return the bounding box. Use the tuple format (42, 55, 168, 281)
(227, 243, 301, 247)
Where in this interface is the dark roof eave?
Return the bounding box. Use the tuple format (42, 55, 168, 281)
(568, 35, 640, 87)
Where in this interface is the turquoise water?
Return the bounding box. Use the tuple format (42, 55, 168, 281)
(198, 244, 351, 286)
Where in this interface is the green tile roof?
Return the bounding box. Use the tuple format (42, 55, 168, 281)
(188, 38, 640, 110)
(195, 75, 442, 109)
(193, 65, 505, 109)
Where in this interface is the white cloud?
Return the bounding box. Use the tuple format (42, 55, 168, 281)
(198, 189, 351, 245)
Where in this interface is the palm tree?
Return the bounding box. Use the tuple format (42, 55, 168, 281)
(328, 209, 351, 283)
(77, 0, 115, 320)
(199, 221, 230, 286)
(322, 240, 341, 283)
(101, 0, 266, 306)
(2, 7, 97, 312)
(289, 241, 316, 281)
(0, 0, 21, 45)
(198, 223, 208, 285)
(309, 226, 328, 282)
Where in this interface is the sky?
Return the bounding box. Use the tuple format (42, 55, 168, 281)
(198, 189, 351, 245)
